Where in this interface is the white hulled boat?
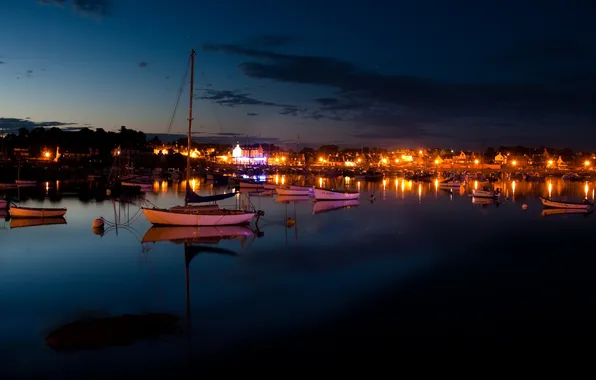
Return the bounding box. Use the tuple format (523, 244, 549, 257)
(141, 50, 258, 227)
(314, 188, 360, 201)
(275, 186, 312, 196)
(472, 187, 500, 198)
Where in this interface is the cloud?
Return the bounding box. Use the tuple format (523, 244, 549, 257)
(138, 62, 147, 68)
(247, 112, 258, 116)
(37, 0, 110, 18)
(203, 41, 596, 146)
(198, 89, 293, 108)
(26, 70, 33, 77)
(0, 61, 4, 64)
(0, 117, 77, 134)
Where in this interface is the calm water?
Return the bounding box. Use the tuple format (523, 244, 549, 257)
(2, 176, 596, 375)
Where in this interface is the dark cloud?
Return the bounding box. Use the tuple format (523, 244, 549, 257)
(0, 117, 77, 134)
(198, 89, 293, 108)
(203, 41, 596, 147)
(0, 61, 4, 64)
(147, 133, 280, 145)
(247, 112, 258, 116)
(138, 62, 147, 68)
(37, 0, 110, 18)
(26, 70, 33, 77)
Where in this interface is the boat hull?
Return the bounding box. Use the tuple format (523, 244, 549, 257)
(142, 225, 255, 243)
(540, 197, 591, 210)
(121, 182, 153, 192)
(314, 188, 359, 201)
(276, 187, 310, 196)
(10, 206, 67, 218)
(15, 180, 36, 187)
(142, 207, 255, 226)
(472, 190, 498, 198)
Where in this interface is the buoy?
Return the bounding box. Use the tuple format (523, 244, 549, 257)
(106, 189, 111, 196)
(522, 204, 528, 211)
(286, 217, 296, 227)
(92, 218, 104, 228)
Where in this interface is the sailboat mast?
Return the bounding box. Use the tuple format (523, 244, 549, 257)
(186, 49, 196, 206)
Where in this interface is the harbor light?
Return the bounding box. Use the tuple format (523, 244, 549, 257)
(474, 159, 479, 164)
(584, 160, 590, 167)
(44, 151, 50, 158)
(547, 160, 553, 166)
(434, 159, 439, 164)
(511, 160, 517, 166)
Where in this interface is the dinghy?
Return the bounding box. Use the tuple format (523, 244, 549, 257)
(10, 205, 67, 218)
(540, 197, 592, 210)
(314, 188, 360, 201)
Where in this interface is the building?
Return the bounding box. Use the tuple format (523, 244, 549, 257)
(231, 143, 267, 164)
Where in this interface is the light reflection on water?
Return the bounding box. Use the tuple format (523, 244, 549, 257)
(1, 176, 596, 376)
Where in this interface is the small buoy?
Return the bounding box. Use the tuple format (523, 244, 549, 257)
(286, 217, 296, 227)
(92, 218, 104, 228)
(522, 204, 528, 211)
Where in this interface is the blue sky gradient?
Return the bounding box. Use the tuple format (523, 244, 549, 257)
(1, 0, 595, 149)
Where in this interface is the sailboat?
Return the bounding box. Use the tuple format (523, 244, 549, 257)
(141, 49, 258, 226)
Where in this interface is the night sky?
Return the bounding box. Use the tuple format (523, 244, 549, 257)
(1, 0, 595, 149)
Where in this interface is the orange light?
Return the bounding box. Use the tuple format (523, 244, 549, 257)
(474, 159, 479, 164)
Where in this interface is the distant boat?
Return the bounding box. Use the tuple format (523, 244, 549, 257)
(9, 205, 67, 218)
(0, 183, 17, 190)
(540, 197, 592, 210)
(276, 186, 311, 196)
(314, 188, 360, 201)
(471, 197, 494, 205)
(313, 199, 360, 214)
(10, 217, 66, 228)
(472, 187, 500, 198)
(15, 180, 36, 187)
(439, 179, 462, 188)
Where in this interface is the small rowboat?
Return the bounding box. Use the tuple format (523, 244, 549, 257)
(314, 188, 360, 201)
(9, 205, 68, 218)
(540, 197, 593, 210)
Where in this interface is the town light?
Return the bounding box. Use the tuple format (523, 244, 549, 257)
(585, 160, 591, 167)
(319, 157, 324, 162)
(548, 160, 553, 166)
(474, 159, 479, 164)
(434, 159, 439, 164)
(44, 151, 50, 158)
(512, 160, 517, 166)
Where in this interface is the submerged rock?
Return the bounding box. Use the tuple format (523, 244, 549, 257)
(46, 313, 180, 351)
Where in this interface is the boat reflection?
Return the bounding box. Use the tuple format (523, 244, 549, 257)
(275, 195, 312, 203)
(541, 208, 593, 217)
(10, 217, 66, 229)
(471, 197, 496, 206)
(312, 199, 360, 214)
(142, 225, 255, 244)
(141, 226, 260, 332)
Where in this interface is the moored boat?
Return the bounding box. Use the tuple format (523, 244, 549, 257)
(472, 187, 501, 198)
(540, 197, 592, 210)
(314, 188, 360, 201)
(10, 205, 67, 218)
(15, 180, 37, 187)
(439, 179, 462, 188)
(140, 49, 260, 227)
(276, 186, 311, 196)
(275, 195, 313, 203)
